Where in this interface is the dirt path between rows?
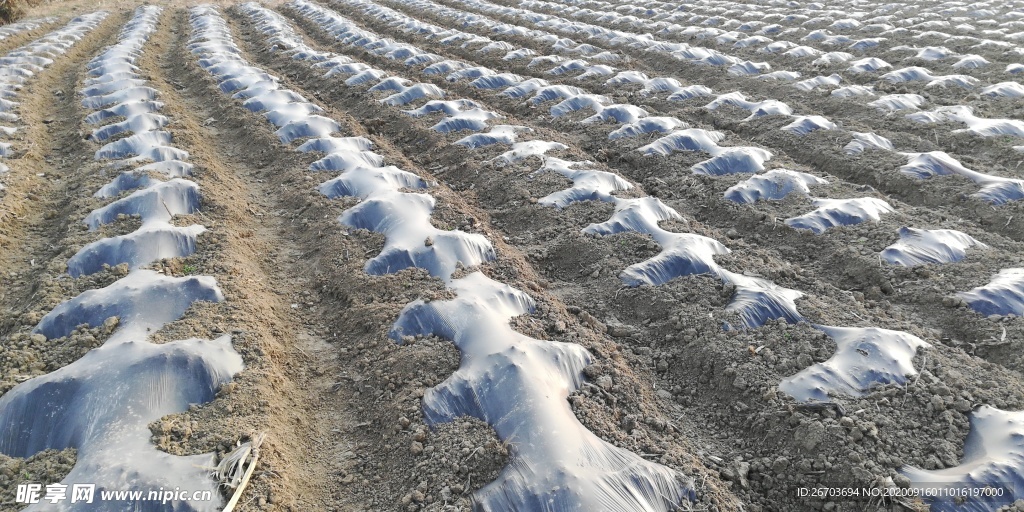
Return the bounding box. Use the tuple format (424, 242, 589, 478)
(146, 8, 358, 509)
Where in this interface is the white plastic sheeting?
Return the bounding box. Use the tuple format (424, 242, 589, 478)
(903, 406, 1024, 510)
(0, 17, 55, 41)
(899, 151, 1024, 205)
(981, 82, 1024, 98)
(811, 51, 854, 66)
(908, 105, 1024, 139)
(846, 57, 891, 73)
(705, 91, 794, 119)
(608, 116, 688, 139)
(0, 269, 237, 512)
(844, 132, 894, 155)
(868, 93, 926, 112)
(454, 124, 532, 148)
(724, 169, 828, 203)
(779, 325, 929, 402)
(881, 227, 988, 266)
(532, 156, 633, 207)
(69, 225, 208, 277)
(784, 46, 820, 58)
(490, 140, 567, 164)
(210, 5, 496, 282)
(761, 70, 798, 81)
(452, 0, 1024, 415)
(793, 73, 841, 91)
(389, 273, 695, 510)
(880, 67, 978, 89)
(784, 197, 894, 233)
(719, 270, 805, 329)
(72, 7, 205, 279)
(958, 269, 1024, 317)
(301, 0, 800, 335)
(953, 55, 989, 69)
(831, 85, 876, 98)
(728, 60, 772, 75)
(487, 135, 797, 328)
(639, 128, 774, 175)
(781, 115, 838, 135)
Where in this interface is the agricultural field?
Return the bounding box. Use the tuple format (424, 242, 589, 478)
(0, 0, 1023, 510)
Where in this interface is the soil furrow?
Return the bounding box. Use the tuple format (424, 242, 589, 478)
(129, 8, 337, 510)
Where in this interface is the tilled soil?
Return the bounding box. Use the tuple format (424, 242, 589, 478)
(2, 0, 1024, 512)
